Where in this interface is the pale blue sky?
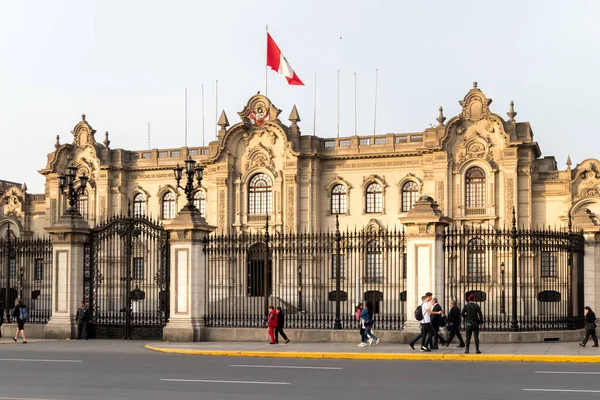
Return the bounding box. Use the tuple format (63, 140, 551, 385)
(1, 0, 599, 192)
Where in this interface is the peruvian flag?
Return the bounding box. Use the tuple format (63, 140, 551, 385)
(266, 33, 304, 86)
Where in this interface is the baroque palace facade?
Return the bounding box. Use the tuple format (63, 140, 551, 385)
(3, 82, 599, 236)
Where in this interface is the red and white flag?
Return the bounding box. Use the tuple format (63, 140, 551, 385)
(266, 33, 304, 86)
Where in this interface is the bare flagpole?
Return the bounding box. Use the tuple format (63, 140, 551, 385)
(202, 84, 205, 146)
(265, 24, 269, 97)
(185, 87, 188, 147)
(336, 70, 340, 138)
(354, 72, 357, 136)
(373, 69, 378, 135)
(313, 71, 317, 136)
(215, 79, 219, 140)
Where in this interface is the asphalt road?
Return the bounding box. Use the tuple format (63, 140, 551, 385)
(0, 341, 599, 399)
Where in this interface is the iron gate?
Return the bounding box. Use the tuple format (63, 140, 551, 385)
(84, 214, 169, 339)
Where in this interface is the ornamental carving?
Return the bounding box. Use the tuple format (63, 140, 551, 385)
(245, 143, 277, 176)
(459, 83, 493, 122)
(456, 133, 494, 167)
(287, 186, 295, 230)
(581, 162, 600, 180)
(577, 180, 600, 199)
(3, 191, 23, 217)
(505, 177, 515, 217)
(71, 114, 97, 147)
(50, 198, 57, 225)
(218, 190, 226, 230)
(436, 181, 445, 211)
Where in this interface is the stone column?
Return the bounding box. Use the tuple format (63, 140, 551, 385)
(400, 196, 450, 332)
(163, 209, 216, 342)
(44, 214, 90, 339)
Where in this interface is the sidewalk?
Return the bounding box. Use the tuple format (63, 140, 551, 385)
(145, 340, 600, 363)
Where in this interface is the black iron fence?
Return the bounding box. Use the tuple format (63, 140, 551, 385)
(444, 214, 585, 331)
(0, 226, 53, 324)
(204, 218, 407, 330)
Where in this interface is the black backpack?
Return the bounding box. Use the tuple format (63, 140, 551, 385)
(414, 304, 424, 321)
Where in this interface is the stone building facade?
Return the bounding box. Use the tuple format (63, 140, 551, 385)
(1, 83, 600, 315)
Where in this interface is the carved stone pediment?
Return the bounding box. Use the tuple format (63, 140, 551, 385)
(71, 114, 97, 147)
(244, 143, 277, 176)
(238, 95, 282, 127)
(3, 190, 23, 217)
(459, 82, 492, 122)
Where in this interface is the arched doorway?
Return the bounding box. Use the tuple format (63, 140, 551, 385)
(247, 243, 272, 297)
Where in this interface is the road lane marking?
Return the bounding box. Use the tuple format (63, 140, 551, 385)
(536, 371, 600, 375)
(0, 397, 65, 400)
(0, 359, 82, 363)
(524, 389, 600, 393)
(231, 364, 342, 370)
(161, 379, 290, 385)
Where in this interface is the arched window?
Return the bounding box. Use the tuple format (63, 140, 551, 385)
(366, 182, 383, 213)
(401, 181, 419, 212)
(76, 191, 89, 220)
(467, 238, 486, 283)
(366, 241, 383, 283)
(193, 190, 206, 217)
(248, 173, 272, 215)
(133, 193, 146, 217)
(331, 184, 347, 214)
(162, 192, 176, 220)
(465, 167, 486, 208)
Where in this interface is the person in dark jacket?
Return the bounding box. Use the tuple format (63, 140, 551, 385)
(462, 294, 483, 354)
(12, 299, 27, 344)
(76, 301, 92, 340)
(444, 299, 465, 347)
(430, 298, 446, 350)
(359, 301, 380, 346)
(580, 306, 599, 347)
(0, 302, 4, 338)
(265, 305, 278, 344)
(275, 306, 290, 344)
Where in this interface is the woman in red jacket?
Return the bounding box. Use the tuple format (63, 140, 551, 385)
(266, 305, 278, 344)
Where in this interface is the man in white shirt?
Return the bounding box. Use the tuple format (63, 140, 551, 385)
(420, 292, 442, 352)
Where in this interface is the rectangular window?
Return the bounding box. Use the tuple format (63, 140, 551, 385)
(34, 259, 44, 281)
(374, 137, 387, 145)
(395, 136, 408, 143)
(366, 244, 383, 283)
(541, 251, 557, 278)
(188, 149, 198, 156)
(158, 151, 169, 158)
(201, 149, 210, 155)
(9, 259, 15, 278)
(133, 257, 144, 280)
(410, 135, 423, 142)
(360, 138, 371, 146)
(171, 150, 181, 157)
(331, 254, 345, 279)
(142, 153, 151, 159)
(324, 141, 335, 148)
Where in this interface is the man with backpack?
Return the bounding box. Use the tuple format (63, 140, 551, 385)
(409, 296, 426, 350)
(12, 299, 28, 344)
(419, 292, 443, 352)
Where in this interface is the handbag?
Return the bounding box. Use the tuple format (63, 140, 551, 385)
(440, 315, 447, 328)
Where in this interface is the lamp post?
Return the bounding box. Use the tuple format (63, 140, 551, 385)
(58, 165, 89, 216)
(173, 156, 204, 212)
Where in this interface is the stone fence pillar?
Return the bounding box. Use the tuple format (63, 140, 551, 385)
(400, 196, 450, 332)
(163, 209, 215, 342)
(583, 230, 600, 314)
(45, 214, 90, 339)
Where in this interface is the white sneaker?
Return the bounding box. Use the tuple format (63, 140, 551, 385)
(358, 342, 367, 347)
(375, 338, 381, 346)
(368, 338, 373, 346)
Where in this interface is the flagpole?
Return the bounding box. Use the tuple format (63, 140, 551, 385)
(354, 72, 357, 136)
(265, 25, 269, 97)
(336, 70, 340, 138)
(215, 79, 219, 140)
(373, 69, 378, 135)
(185, 87, 188, 147)
(313, 71, 317, 136)
(202, 84, 205, 147)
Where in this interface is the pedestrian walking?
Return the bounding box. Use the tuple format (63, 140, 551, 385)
(356, 303, 365, 345)
(76, 301, 92, 340)
(12, 299, 28, 344)
(420, 292, 443, 352)
(462, 294, 484, 354)
(359, 301, 380, 346)
(430, 298, 447, 349)
(409, 296, 427, 350)
(275, 306, 289, 344)
(579, 306, 599, 347)
(265, 305, 278, 344)
(444, 299, 465, 348)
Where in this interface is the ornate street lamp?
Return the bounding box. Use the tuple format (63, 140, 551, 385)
(58, 165, 89, 216)
(173, 156, 204, 212)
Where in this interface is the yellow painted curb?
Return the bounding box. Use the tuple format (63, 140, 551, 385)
(144, 344, 600, 363)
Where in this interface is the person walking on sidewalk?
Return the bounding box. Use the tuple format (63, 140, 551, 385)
(356, 303, 365, 346)
(580, 306, 599, 347)
(265, 305, 278, 344)
(409, 296, 427, 350)
(359, 301, 380, 346)
(275, 306, 290, 344)
(12, 299, 28, 344)
(462, 294, 483, 354)
(76, 301, 92, 340)
(421, 292, 442, 352)
(430, 298, 446, 350)
(444, 299, 465, 348)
